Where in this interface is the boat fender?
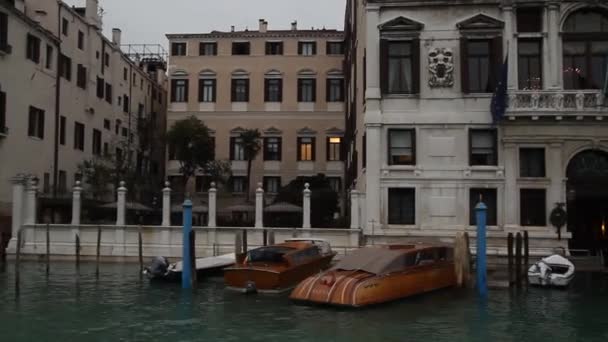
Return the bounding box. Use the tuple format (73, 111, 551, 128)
(244, 281, 257, 294)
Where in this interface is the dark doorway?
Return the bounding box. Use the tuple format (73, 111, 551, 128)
(566, 150, 608, 265)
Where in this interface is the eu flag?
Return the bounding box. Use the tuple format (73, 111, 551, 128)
(491, 55, 508, 124)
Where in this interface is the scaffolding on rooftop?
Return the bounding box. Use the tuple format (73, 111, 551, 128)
(121, 44, 168, 70)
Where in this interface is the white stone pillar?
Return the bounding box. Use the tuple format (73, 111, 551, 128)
(208, 182, 217, 227)
(302, 183, 311, 229)
(25, 178, 38, 225)
(71, 181, 82, 226)
(548, 142, 565, 212)
(116, 181, 127, 226)
(8, 176, 26, 252)
(547, 2, 561, 89)
(365, 123, 382, 234)
(162, 181, 171, 227)
(504, 143, 518, 228)
(350, 190, 360, 229)
(255, 182, 264, 228)
(503, 4, 517, 90)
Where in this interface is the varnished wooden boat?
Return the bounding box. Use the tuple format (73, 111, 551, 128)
(290, 244, 456, 307)
(224, 238, 336, 293)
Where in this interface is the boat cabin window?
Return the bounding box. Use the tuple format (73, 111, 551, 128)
(246, 246, 294, 263)
(414, 250, 436, 266)
(290, 247, 321, 265)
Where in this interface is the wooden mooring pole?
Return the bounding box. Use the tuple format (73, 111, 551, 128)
(46, 224, 50, 277)
(523, 231, 529, 273)
(75, 234, 80, 272)
(515, 232, 523, 287)
(507, 233, 514, 285)
(189, 230, 197, 287)
(234, 231, 242, 255)
(138, 229, 143, 277)
(242, 229, 248, 253)
(15, 229, 22, 298)
(95, 226, 101, 279)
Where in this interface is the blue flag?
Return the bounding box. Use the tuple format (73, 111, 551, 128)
(491, 55, 508, 124)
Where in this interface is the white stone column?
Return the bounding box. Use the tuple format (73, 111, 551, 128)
(548, 142, 565, 214)
(208, 182, 217, 227)
(350, 190, 360, 229)
(302, 183, 311, 229)
(25, 178, 38, 225)
(162, 181, 171, 227)
(504, 143, 518, 228)
(503, 4, 517, 90)
(255, 182, 264, 228)
(365, 123, 382, 234)
(71, 181, 82, 226)
(116, 181, 127, 226)
(547, 2, 561, 89)
(8, 176, 26, 252)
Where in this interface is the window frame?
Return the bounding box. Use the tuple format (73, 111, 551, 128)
(519, 147, 546, 178)
(171, 42, 187, 56)
(232, 42, 251, 55)
(199, 42, 217, 56)
(265, 41, 284, 55)
(469, 129, 498, 166)
(171, 79, 189, 103)
(61, 18, 69, 36)
(264, 78, 283, 102)
(388, 188, 416, 225)
(92, 128, 102, 156)
(387, 129, 416, 166)
(298, 41, 317, 56)
(73, 121, 85, 151)
(263, 176, 281, 194)
(263, 137, 282, 161)
(297, 136, 316, 161)
(77, 30, 84, 50)
(380, 39, 420, 95)
(77, 64, 87, 89)
(26, 33, 41, 64)
(231, 176, 246, 193)
(59, 115, 66, 145)
(28, 106, 45, 139)
(326, 78, 345, 102)
(518, 38, 543, 90)
(326, 41, 345, 55)
(230, 137, 246, 161)
(460, 36, 503, 93)
(231, 78, 250, 102)
(198, 78, 216, 102)
(0, 12, 8, 53)
(59, 54, 72, 81)
(0, 90, 6, 132)
(520, 188, 547, 226)
(326, 136, 342, 161)
(297, 78, 316, 102)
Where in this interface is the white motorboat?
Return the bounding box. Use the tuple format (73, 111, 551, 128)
(528, 254, 575, 287)
(144, 253, 235, 282)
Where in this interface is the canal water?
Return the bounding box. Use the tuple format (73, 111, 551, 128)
(1, 262, 608, 342)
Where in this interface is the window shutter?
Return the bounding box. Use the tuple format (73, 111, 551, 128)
(0, 13, 7, 49)
(298, 42, 302, 55)
(170, 80, 177, 102)
(326, 137, 330, 161)
(411, 129, 417, 165)
(340, 138, 346, 161)
(311, 79, 317, 102)
(0, 91, 6, 127)
(229, 137, 235, 160)
(199, 43, 204, 56)
(296, 137, 302, 161)
(311, 137, 316, 161)
(277, 138, 282, 161)
(38, 110, 44, 139)
(244, 79, 250, 101)
(198, 79, 204, 102)
(212, 80, 217, 102)
(326, 79, 331, 102)
(412, 38, 421, 94)
(183, 80, 189, 102)
(231, 79, 236, 102)
(460, 37, 469, 93)
(28, 108, 35, 136)
(490, 36, 503, 91)
(277, 79, 283, 102)
(265, 42, 270, 55)
(312, 42, 317, 55)
(263, 137, 269, 160)
(380, 39, 389, 94)
(264, 79, 269, 102)
(297, 80, 302, 102)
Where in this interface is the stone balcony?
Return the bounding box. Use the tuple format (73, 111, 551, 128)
(506, 89, 606, 120)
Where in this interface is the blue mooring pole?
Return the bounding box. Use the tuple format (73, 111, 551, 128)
(475, 201, 488, 297)
(182, 199, 193, 289)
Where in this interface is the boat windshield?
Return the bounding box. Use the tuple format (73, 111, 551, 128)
(246, 246, 295, 263)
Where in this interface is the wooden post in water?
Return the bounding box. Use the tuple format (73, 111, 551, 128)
(189, 230, 197, 287)
(268, 229, 275, 245)
(0, 233, 5, 268)
(46, 224, 50, 277)
(507, 233, 514, 285)
(242, 229, 248, 253)
(181, 199, 193, 289)
(15, 229, 22, 298)
(523, 231, 529, 274)
(95, 226, 101, 279)
(515, 232, 523, 287)
(234, 230, 243, 255)
(454, 231, 471, 288)
(75, 234, 80, 272)
(138, 229, 143, 276)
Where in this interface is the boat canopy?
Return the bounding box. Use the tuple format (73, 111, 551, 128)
(246, 246, 295, 263)
(333, 246, 440, 275)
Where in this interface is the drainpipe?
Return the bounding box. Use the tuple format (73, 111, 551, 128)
(52, 2, 62, 200)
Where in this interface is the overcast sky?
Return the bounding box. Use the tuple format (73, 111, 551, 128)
(63, 0, 346, 49)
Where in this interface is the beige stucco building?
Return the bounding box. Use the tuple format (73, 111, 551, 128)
(166, 20, 345, 220)
(0, 0, 167, 225)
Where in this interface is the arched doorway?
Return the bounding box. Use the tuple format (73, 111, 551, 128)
(566, 150, 608, 261)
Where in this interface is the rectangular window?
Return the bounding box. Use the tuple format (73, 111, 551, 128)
(78, 30, 84, 50)
(297, 137, 315, 161)
(171, 42, 186, 56)
(115, 119, 121, 134)
(103, 119, 110, 130)
(469, 188, 497, 226)
(27, 106, 44, 139)
(298, 42, 317, 56)
(520, 148, 546, 178)
(198, 79, 216, 102)
(171, 79, 189, 102)
(195, 176, 211, 193)
(58, 170, 67, 194)
(265, 42, 283, 55)
(0, 91, 6, 132)
(122, 127, 128, 137)
(43, 173, 50, 194)
(232, 42, 250, 55)
(328, 177, 341, 193)
(75, 65, 86, 89)
(26, 34, 41, 63)
(263, 137, 282, 161)
(123, 67, 128, 81)
(0, 12, 8, 53)
(199, 42, 217, 56)
(388, 129, 415, 165)
(382, 40, 416, 94)
(116, 148, 123, 164)
(469, 129, 497, 166)
(327, 137, 342, 161)
(520, 189, 546, 226)
(298, 79, 316, 102)
(563, 41, 608, 90)
(326, 41, 344, 55)
(59, 116, 66, 145)
(231, 176, 246, 193)
(123, 95, 129, 113)
(74, 122, 85, 151)
(103, 142, 109, 157)
(517, 8, 542, 33)
(62, 18, 68, 36)
(230, 137, 245, 161)
(263, 177, 281, 193)
(96, 77, 104, 98)
(264, 79, 282, 102)
(327, 78, 344, 102)
(231, 79, 249, 102)
(59, 54, 72, 80)
(105, 83, 112, 104)
(465, 40, 493, 93)
(518, 39, 542, 90)
(388, 188, 415, 225)
(45, 45, 53, 69)
(92, 129, 101, 156)
(132, 73, 136, 85)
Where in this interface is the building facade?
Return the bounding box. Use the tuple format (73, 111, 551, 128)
(346, 0, 608, 254)
(166, 21, 345, 219)
(0, 0, 167, 224)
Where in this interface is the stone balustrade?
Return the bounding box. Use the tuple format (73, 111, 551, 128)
(507, 89, 605, 116)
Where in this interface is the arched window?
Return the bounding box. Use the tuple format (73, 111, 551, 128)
(562, 8, 608, 89)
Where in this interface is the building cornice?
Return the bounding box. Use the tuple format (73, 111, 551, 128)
(166, 30, 345, 40)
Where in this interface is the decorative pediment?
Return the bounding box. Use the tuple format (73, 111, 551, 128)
(263, 126, 283, 135)
(325, 127, 344, 136)
(297, 68, 317, 77)
(457, 14, 504, 31)
(378, 16, 424, 32)
(170, 69, 188, 77)
(297, 127, 318, 135)
(230, 126, 246, 134)
(231, 69, 250, 78)
(199, 69, 216, 78)
(327, 69, 344, 78)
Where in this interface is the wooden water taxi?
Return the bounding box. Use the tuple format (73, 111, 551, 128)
(290, 244, 456, 307)
(224, 238, 336, 293)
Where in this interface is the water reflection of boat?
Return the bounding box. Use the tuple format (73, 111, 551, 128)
(144, 254, 235, 282)
(290, 244, 456, 307)
(528, 254, 575, 287)
(224, 239, 336, 294)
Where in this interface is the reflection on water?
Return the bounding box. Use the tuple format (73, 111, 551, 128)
(1, 262, 608, 341)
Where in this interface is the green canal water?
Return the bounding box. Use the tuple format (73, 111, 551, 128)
(1, 262, 608, 342)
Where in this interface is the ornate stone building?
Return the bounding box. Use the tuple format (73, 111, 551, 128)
(345, 0, 608, 255)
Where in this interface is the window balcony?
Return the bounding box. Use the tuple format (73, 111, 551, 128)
(506, 89, 606, 119)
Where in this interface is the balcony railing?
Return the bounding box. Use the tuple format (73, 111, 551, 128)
(506, 90, 605, 115)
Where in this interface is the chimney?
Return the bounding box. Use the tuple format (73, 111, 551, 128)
(291, 21, 297, 31)
(231, 25, 235, 32)
(86, 0, 102, 29)
(112, 28, 122, 46)
(14, 0, 25, 13)
(259, 19, 268, 33)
